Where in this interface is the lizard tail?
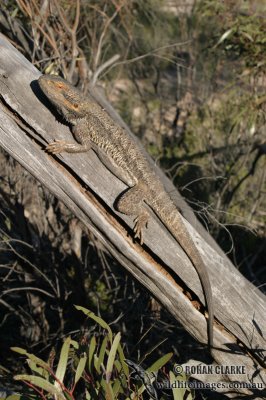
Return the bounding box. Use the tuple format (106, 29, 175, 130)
(151, 192, 214, 348)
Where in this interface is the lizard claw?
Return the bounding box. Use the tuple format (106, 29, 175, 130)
(133, 213, 149, 245)
(46, 140, 67, 154)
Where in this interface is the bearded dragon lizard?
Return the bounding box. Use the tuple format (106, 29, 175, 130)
(38, 74, 214, 347)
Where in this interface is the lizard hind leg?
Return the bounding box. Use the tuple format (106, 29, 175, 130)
(133, 213, 149, 245)
(116, 184, 150, 245)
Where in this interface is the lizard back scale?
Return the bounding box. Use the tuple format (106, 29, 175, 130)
(38, 74, 214, 347)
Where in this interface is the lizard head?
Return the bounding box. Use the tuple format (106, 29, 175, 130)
(38, 75, 87, 122)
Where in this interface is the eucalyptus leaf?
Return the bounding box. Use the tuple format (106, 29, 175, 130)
(117, 344, 129, 377)
(27, 359, 49, 379)
(147, 352, 173, 372)
(74, 352, 87, 384)
(106, 332, 121, 382)
(11, 347, 50, 371)
(75, 306, 112, 341)
(216, 28, 234, 46)
(88, 335, 97, 372)
(55, 337, 71, 384)
(14, 375, 65, 399)
(102, 379, 114, 400)
(170, 371, 193, 400)
(96, 335, 108, 373)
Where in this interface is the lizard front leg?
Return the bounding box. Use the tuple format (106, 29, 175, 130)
(117, 184, 150, 245)
(46, 120, 91, 154)
(46, 140, 91, 154)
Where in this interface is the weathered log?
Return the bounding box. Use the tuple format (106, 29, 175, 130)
(0, 34, 265, 397)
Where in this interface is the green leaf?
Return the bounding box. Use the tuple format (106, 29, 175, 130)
(96, 335, 108, 373)
(10, 347, 27, 355)
(85, 389, 91, 400)
(147, 352, 173, 372)
(169, 371, 193, 400)
(114, 359, 127, 389)
(215, 28, 234, 46)
(94, 354, 100, 373)
(88, 336, 96, 372)
(74, 352, 87, 384)
(11, 347, 50, 371)
(101, 379, 114, 400)
(14, 375, 65, 399)
(75, 306, 112, 341)
(117, 344, 129, 377)
(55, 337, 71, 384)
(112, 378, 121, 397)
(27, 359, 49, 379)
(106, 333, 121, 382)
(114, 359, 121, 372)
(170, 371, 182, 400)
(70, 339, 79, 350)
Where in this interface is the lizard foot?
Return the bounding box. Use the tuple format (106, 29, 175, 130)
(46, 140, 68, 154)
(133, 212, 149, 245)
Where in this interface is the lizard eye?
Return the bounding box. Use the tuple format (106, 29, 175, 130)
(73, 103, 79, 109)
